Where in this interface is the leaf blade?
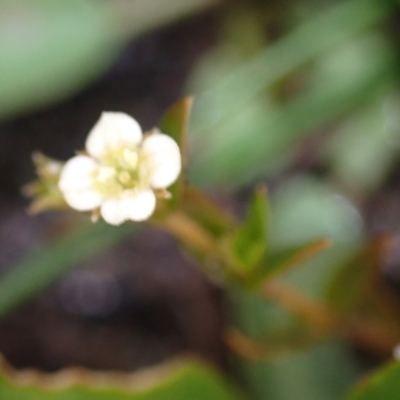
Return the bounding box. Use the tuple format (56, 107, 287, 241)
(0, 355, 243, 400)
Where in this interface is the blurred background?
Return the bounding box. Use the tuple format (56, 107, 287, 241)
(0, 0, 400, 399)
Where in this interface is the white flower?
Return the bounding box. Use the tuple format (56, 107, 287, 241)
(58, 112, 181, 225)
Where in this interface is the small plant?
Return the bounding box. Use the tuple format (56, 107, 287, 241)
(2, 97, 392, 399)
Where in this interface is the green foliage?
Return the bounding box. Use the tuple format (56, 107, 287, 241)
(0, 359, 243, 400)
(188, 0, 395, 188)
(345, 362, 400, 400)
(190, 0, 390, 135)
(0, 0, 214, 121)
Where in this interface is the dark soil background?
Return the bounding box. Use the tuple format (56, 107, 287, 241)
(0, 11, 227, 372)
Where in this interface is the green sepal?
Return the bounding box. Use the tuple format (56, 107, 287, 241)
(22, 152, 67, 214)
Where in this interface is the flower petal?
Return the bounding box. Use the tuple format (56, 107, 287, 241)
(86, 112, 143, 159)
(100, 198, 127, 225)
(142, 133, 181, 189)
(59, 155, 102, 211)
(122, 189, 156, 221)
(63, 189, 103, 211)
(59, 155, 98, 192)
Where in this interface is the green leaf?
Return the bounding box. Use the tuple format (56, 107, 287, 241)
(233, 187, 269, 271)
(190, 0, 391, 135)
(0, 0, 122, 120)
(0, 356, 243, 400)
(0, 221, 136, 319)
(190, 38, 395, 188)
(345, 362, 400, 400)
(159, 97, 193, 209)
(189, 0, 395, 189)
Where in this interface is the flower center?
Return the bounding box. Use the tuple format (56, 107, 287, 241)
(93, 147, 150, 197)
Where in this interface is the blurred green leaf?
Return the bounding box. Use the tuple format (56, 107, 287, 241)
(345, 362, 400, 400)
(190, 0, 391, 136)
(0, 0, 216, 120)
(270, 176, 362, 248)
(0, 357, 243, 400)
(0, 0, 122, 120)
(191, 37, 396, 187)
(0, 222, 136, 318)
